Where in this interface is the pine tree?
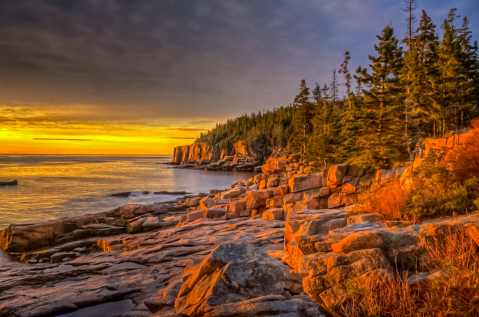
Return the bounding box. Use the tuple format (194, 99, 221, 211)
(330, 69, 340, 116)
(289, 79, 314, 163)
(339, 50, 353, 112)
(456, 16, 479, 127)
(402, 10, 441, 142)
(355, 25, 406, 168)
(437, 8, 462, 134)
(354, 66, 368, 96)
(312, 82, 322, 103)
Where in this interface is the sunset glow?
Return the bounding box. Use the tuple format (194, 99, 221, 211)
(0, 104, 214, 154)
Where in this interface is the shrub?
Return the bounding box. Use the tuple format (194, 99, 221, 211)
(402, 177, 479, 220)
(339, 229, 479, 317)
(401, 149, 479, 221)
(447, 119, 479, 183)
(354, 182, 408, 220)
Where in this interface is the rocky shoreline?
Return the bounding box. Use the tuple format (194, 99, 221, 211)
(0, 131, 477, 317)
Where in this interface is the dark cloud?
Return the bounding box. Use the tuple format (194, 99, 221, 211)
(0, 0, 477, 122)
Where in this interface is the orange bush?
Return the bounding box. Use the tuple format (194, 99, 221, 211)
(354, 182, 408, 220)
(447, 119, 479, 183)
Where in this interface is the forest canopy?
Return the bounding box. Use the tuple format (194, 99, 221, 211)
(197, 5, 479, 169)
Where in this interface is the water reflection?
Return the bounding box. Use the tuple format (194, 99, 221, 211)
(0, 155, 253, 229)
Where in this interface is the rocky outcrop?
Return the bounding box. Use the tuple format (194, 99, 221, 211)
(170, 141, 262, 172)
(2, 163, 479, 317)
(283, 206, 479, 315)
(0, 180, 17, 186)
(0, 202, 183, 253)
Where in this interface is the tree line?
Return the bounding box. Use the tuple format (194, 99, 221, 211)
(197, 4, 479, 169)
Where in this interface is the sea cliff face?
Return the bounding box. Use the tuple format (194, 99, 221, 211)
(171, 141, 263, 172)
(172, 143, 222, 165)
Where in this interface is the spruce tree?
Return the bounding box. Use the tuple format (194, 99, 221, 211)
(339, 50, 353, 112)
(355, 25, 405, 168)
(289, 79, 314, 163)
(456, 16, 479, 127)
(402, 10, 441, 141)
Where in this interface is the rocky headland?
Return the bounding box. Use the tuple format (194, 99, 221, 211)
(0, 130, 477, 317)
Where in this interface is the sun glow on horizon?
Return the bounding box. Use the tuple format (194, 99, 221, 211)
(0, 104, 215, 155)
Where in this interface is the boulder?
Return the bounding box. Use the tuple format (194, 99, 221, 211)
(266, 196, 283, 208)
(346, 165, 363, 178)
(278, 184, 289, 196)
(341, 192, 358, 206)
(226, 200, 247, 220)
(144, 280, 183, 313)
(327, 164, 348, 187)
(302, 188, 321, 200)
(319, 187, 330, 197)
(284, 209, 347, 265)
(0, 221, 64, 252)
(288, 174, 321, 193)
(185, 197, 201, 207)
(347, 213, 385, 226)
(327, 192, 343, 208)
(175, 243, 288, 316)
(220, 188, 242, 199)
(200, 197, 216, 210)
(375, 169, 397, 183)
(246, 190, 270, 209)
(294, 197, 319, 210)
(269, 187, 283, 197)
(262, 208, 285, 221)
(126, 217, 146, 233)
(111, 192, 131, 197)
(342, 177, 360, 193)
(358, 173, 374, 188)
(202, 295, 323, 317)
(141, 217, 163, 231)
(302, 248, 394, 312)
(0, 180, 17, 186)
(120, 204, 148, 219)
(179, 210, 204, 224)
(283, 192, 304, 205)
(203, 208, 226, 219)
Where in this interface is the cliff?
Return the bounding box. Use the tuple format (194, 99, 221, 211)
(171, 140, 263, 172)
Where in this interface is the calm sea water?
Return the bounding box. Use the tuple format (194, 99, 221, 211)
(0, 155, 254, 230)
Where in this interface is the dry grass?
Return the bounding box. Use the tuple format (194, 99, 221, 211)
(354, 182, 408, 220)
(447, 119, 479, 184)
(339, 228, 479, 317)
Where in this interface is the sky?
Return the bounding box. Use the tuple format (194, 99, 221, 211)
(0, 0, 478, 155)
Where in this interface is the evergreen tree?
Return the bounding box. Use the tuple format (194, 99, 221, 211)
(330, 69, 340, 116)
(402, 10, 441, 143)
(312, 82, 322, 103)
(289, 79, 314, 163)
(355, 25, 405, 168)
(456, 16, 479, 127)
(354, 66, 368, 96)
(339, 50, 353, 112)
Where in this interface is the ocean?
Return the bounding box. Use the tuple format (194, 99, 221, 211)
(0, 155, 254, 230)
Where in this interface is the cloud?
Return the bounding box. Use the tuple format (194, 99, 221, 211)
(33, 138, 91, 141)
(0, 0, 476, 129)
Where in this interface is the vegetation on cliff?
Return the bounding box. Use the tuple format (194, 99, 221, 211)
(197, 6, 479, 168)
(354, 119, 479, 223)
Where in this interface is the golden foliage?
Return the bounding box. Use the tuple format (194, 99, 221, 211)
(447, 119, 479, 183)
(339, 228, 479, 317)
(354, 182, 408, 220)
